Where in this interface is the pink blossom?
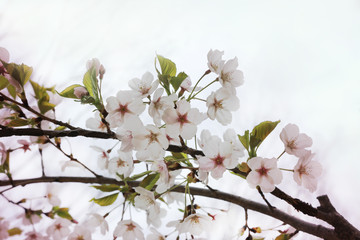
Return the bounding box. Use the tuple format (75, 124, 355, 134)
(177, 214, 211, 236)
(116, 128, 134, 152)
(293, 151, 322, 192)
(73, 86, 89, 99)
(18, 139, 31, 152)
(246, 157, 283, 193)
(45, 184, 61, 206)
(162, 99, 206, 140)
(90, 146, 109, 170)
(108, 150, 134, 178)
(198, 135, 238, 179)
(0, 220, 9, 239)
(25, 231, 49, 240)
(68, 225, 92, 240)
(113, 220, 144, 240)
(84, 213, 109, 235)
(86, 58, 105, 79)
(180, 77, 201, 92)
(206, 87, 239, 125)
(280, 123, 313, 157)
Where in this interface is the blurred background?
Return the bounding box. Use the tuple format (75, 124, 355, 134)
(0, 0, 359, 239)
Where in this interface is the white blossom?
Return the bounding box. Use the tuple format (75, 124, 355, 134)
(206, 87, 239, 125)
(46, 218, 71, 240)
(129, 72, 159, 98)
(116, 128, 135, 152)
(113, 220, 144, 240)
(148, 88, 177, 126)
(132, 125, 168, 161)
(219, 57, 244, 89)
(25, 231, 48, 240)
(0, 220, 9, 239)
(280, 123, 313, 157)
(105, 90, 145, 129)
(177, 214, 211, 236)
(84, 213, 109, 235)
(90, 146, 109, 170)
(162, 99, 206, 140)
(246, 157, 283, 193)
(86, 113, 107, 132)
(223, 128, 245, 159)
(207, 49, 224, 74)
(45, 184, 61, 206)
(293, 151, 322, 192)
(108, 150, 134, 178)
(68, 225, 92, 240)
(180, 77, 201, 92)
(146, 228, 165, 240)
(86, 58, 105, 78)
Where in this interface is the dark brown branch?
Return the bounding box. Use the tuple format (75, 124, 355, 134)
(0, 176, 337, 240)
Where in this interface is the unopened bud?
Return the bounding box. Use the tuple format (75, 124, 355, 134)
(73, 86, 89, 99)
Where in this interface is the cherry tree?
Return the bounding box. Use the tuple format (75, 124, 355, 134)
(0, 46, 359, 240)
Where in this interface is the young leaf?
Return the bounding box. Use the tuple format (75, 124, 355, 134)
(249, 120, 280, 153)
(58, 84, 83, 98)
(90, 193, 119, 206)
(92, 184, 120, 192)
(275, 234, 291, 240)
(53, 207, 74, 221)
(83, 67, 99, 101)
(7, 119, 30, 127)
(139, 173, 160, 190)
(7, 84, 16, 99)
(170, 72, 188, 92)
(30, 80, 49, 102)
(0, 76, 9, 90)
(238, 130, 250, 151)
(157, 55, 177, 77)
(125, 170, 152, 181)
(38, 100, 55, 114)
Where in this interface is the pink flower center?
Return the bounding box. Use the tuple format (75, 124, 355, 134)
(177, 113, 189, 126)
(126, 223, 136, 231)
(117, 159, 126, 167)
(55, 223, 62, 230)
(297, 165, 308, 176)
(256, 165, 269, 176)
(212, 155, 224, 166)
(189, 215, 200, 223)
(147, 131, 159, 143)
(287, 139, 296, 150)
(118, 104, 130, 117)
(213, 98, 223, 110)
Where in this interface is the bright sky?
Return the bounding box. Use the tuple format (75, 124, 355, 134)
(0, 0, 360, 239)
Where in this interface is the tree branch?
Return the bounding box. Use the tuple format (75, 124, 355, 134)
(0, 176, 337, 239)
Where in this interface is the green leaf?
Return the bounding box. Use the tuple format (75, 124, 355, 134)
(0, 75, 9, 90)
(30, 80, 49, 102)
(238, 130, 250, 151)
(53, 207, 74, 220)
(249, 120, 280, 153)
(38, 100, 55, 114)
(7, 227, 22, 236)
(126, 170, 152, 181)
(7, 118, 30, 127)
(0, 151, 10, 173)
(90, 193, 119, 206)
(275, 234, 291, 240)
(7, 84, 16, 99)
(171, 152, 187, 161)
(83, 67, 99, 101)
(5, 63, 33, 86)
(156, 55, 176, 77)
(170, 72, 188, 92)
(58, 84, 83, 98)
(92, 184, 120, 192)
(139, 173, 160, 190)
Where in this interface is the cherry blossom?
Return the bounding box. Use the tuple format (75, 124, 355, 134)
(223, 128, 245, 159)
(90, 146, 109, 170)
(134, 187, 162, 226)
(293, 151, 322, 192)
(18, 139, 31, 152)
(84, 213, 109, 235)
(0, 219, 9, 239)
(179, 77, 201, 93)
(0, 47, 22, 92)
(219, 57, 244, 89)
(105, 90, 145, 129)
(246, 157, 283, 193)
(146, 227, 166, 240)
(198, 135, 238, 179)
(280, 123, 313, 157)
(132, 124, 168, 161)
(113, 220, 144, 240)
(68, 225, 92, 240)
(21, 212, 41, 225)
(116, 128, 134, 152)
(206, 87, 239, 125)
(73, 86, 89, 99)
(25, 231, 49, 240)
(151, 160, 181, 193)
(86, 113, 107, 132)
(148, 88, 177, 126)
(108, 150, 134, 178)
(162, 99, 206, 140)
(46, 218, 71, 240)
(177, 214, 211, 236)
(129, 72, 159, 98)
(45, 184, 61, 206)
(207, 49, 224, 74)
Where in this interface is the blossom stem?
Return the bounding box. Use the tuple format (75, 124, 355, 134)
(279, 168, 294, 172)
(277, 150, 286, 159)
(189, 78, 218, 100)
(187, 69, 211, 101)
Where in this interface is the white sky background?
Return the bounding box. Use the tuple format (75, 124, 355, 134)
(0, 0, 360, 239)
